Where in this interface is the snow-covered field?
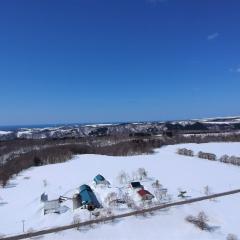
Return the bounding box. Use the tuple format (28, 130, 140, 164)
(1, 142, 240, 239)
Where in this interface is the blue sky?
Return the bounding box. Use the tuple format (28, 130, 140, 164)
(0, 0, 240, 125)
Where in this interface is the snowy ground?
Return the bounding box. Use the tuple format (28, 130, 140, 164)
(1, 142, 240, 239)
(0, 131, 12, 135)
(44, 195, 240, 240)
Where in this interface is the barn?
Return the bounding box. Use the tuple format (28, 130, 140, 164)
(79, 184, 101, 211)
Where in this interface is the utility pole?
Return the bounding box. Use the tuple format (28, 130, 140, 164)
(21, 220, 25, 233)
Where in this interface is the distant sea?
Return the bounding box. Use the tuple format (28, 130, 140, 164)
(0, 122, 122, 131)
(0, 124, 67, 131)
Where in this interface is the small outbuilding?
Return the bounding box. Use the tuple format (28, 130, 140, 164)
(43, 200, 60, 215)
(72, 193, 81, 210)
(137, 189, 154, 201)
(130, 181, 143, 190)
(41, 192, 48, 202)
(93, 174, 110, 186)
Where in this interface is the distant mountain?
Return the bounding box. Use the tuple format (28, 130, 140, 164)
(0, 116, 240, 141)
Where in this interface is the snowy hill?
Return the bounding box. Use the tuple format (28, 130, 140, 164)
(1, 142, 240, 239)
(1, 116, 240, 141)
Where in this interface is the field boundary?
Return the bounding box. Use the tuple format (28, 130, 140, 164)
(1, 188, 240, 240)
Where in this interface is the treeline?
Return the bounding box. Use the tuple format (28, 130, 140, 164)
(0, 136, 133, 166)
(175, 132, 240, 144)
(0, 138, 164, 186)
(1, 132, 240, 186)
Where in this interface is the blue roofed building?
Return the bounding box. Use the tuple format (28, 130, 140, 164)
(93, 174, 110, 186)
(79, 184, 101, 211)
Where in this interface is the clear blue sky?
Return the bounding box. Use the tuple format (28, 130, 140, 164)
(1, 0, 240, 125)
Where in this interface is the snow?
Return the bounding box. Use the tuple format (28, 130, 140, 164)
(183, 132, 240, 137)
(204, 121, 239, 124)
(84, 124, 117, 127)
(172, 120, 195, 126)
(196, 116, 240, 121)
(1, 142, 240, 239)
(44, 195, 240, 240)
(16, 130, 32, 138)
(0, 131, 12, 135)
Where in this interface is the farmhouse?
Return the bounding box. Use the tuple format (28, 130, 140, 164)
(79, 184, 101, 211)
(198, 151, 217, 161)
(137, 189, 154, 201)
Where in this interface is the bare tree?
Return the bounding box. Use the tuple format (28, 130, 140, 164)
(131, 171, 138, 181)
(227, 234, 238, 240)
(104, 192, 118, 207)
(137, 168, 147, 180)
(73, 214, 81, 230)
(185, 211, 211, 231)
(152, 179, 162, 189)
(122, 193, 138, 210)
(219, 154, 229, 163)
(204, 185, 212, 196)
(154, 188, 167, 202)
(117, 170, 128, 184)
(43, 179, 48, 188)
(98, 208, 115, 223)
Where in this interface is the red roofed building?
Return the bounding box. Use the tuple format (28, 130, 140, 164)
(137, 189, 154, 201)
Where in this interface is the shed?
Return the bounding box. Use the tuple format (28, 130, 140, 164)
(41, 193, 48, 202)
(93, 174, 109, 186)
(79, 184, 101, 211)
(137, 189, 154, 201)
(130, 181, 143, 189)
(43, 200, 60, 215)
(72, 193, 81, 210)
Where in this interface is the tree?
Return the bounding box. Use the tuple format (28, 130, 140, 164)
(197, 211, 209, 226)
(73, 214, 81, 230)
(117, 170, 128, 184)
(154, 188, 167, 202)
(34, 156, 42, 166)
(227, 234, 238, 240)
(137, 168, 147, 180)
(43, 179, 48, 188)
(152, 179, 162, 189)
(204, 185, 211, 196)
(219, 154, 229, 163)
(122, 193, 138, 209)
(104, 192, 118, 207)
(185, 211, 210, 231)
